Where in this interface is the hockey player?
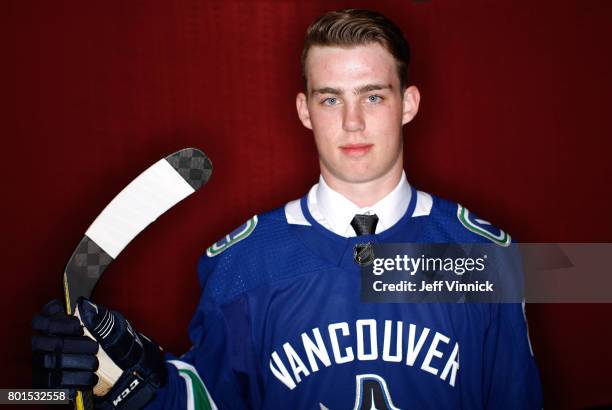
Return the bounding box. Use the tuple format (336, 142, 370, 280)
(32, 9, 543, 409)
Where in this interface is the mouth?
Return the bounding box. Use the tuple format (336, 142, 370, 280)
(339, 143, 373, 157)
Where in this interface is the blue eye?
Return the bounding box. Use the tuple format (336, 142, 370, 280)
(368, 95, 382, 103)
(323, 97, 338, 106)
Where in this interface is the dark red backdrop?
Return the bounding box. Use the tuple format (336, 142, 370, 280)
(2, 1, 611, 409)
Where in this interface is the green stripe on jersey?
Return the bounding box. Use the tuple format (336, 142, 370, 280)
(179, 369, 213, 410)
(168, 360, 217, 410)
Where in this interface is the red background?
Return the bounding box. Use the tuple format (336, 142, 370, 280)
(2, 1, 611, 409)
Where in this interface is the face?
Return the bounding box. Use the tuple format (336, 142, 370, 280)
(296, 43, 420, 186)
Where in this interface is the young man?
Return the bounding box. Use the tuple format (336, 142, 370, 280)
(32, 9, 542, 409)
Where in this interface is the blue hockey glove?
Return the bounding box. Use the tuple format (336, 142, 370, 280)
(32, 299, 99, 398)
(32, 298, 167, 409)
(76, 297, 167, 409)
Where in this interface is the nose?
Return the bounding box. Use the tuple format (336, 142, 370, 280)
(342, 102, 365, 132)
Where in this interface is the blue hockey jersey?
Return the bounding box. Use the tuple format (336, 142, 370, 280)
(147, 188, 543, 409)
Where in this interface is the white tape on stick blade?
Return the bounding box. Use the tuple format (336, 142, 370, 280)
(85, 159, 194, 259)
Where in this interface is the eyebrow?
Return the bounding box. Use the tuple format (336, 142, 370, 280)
(310, 83, 393, 97)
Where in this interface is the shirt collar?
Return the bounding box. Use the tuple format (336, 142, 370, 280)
(309, 171, 411, 237)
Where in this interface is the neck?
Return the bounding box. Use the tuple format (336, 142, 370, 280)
(321, 162, 404, 208)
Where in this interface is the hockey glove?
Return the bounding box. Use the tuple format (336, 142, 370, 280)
(76, 297, 167, 409)
(32, 298, 167, 409)
(32, 299, 99, 398)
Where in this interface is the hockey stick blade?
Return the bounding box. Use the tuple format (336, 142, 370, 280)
(62, 148, 212, 410)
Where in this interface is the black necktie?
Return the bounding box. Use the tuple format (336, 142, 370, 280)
(350, 214, 379, 236)
(351, 214, 378, 265)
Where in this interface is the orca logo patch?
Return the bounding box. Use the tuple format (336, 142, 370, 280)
(352, 374, 400, 410)
(318, 374, 399, 410)
(457, 205, 511, 247)
(206, 215, 258, 257)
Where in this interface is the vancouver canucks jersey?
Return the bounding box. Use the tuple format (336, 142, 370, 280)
(147, 188, 542, 410)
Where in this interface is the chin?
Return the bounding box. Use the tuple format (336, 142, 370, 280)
(337, 170, 383, 184)
(322, 160, 393, 185)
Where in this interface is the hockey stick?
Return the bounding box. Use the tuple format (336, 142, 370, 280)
(62, 148, 212, 410)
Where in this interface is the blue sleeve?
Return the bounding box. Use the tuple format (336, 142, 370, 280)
(145, 255, 262, 410)
(482, 302, 543, 409)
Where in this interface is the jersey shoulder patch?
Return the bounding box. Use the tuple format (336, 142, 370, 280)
(206, 215, 258, 257)
(456, 204, 511, 247)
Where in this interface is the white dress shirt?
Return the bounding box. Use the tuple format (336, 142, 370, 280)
(306, 171, 412, 237)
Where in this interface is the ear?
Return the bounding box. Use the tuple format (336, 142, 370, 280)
(401, 85, 421, 125)
(296, 92, 312, 130)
